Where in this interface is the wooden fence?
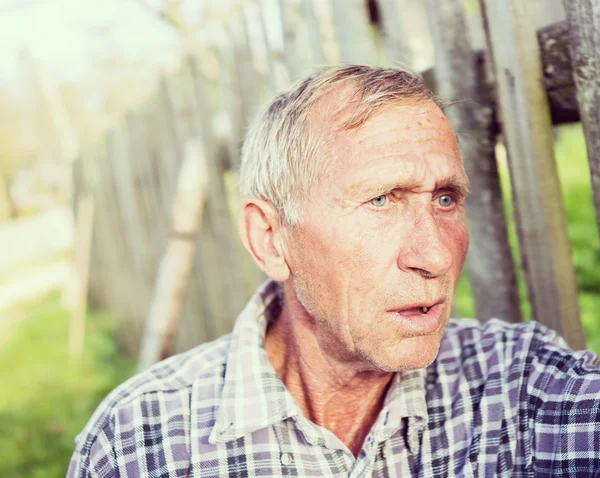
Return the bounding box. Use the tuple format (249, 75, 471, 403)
(73, 0, 598, 358)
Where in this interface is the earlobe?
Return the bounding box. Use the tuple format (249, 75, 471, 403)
(237, 199, 290, 282)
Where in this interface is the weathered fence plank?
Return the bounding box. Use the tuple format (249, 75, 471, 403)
(279, 0, 313, 81)
(83, 143, 131, 323)
(421, 20, 582, 125)
(216, 32, 247, 171)
(125, 107, 165, 294)
(225, 13, 265, 167)
(138, 138, 208, 371)
(68, 195, 94, 359)
(302, 0, 326, 66)
(377, 0, 414, 67)
(426, 0, 522, 323)
(330, 0, 377, 64)
(187, 56, 251, 337)
(563, 0, 600, 235)
(159, 70, 212, 350)
(101, 131, 147, 351)
(538, 21, 581, 125)
(106, 124, 151, 318)
(313, 0, 341, 64)
(479, 0, 584, 348)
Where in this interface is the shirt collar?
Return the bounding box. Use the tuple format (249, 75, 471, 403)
(370, 367, 429, 447)
(209, 280, 300, 444)
(209, 280, 429, 445)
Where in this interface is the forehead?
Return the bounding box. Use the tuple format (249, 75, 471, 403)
(331, 99, 457, 154)
(317, 99, 463, 189)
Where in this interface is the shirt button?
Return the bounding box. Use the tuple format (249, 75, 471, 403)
(380, 446, 387, 459)
(281, 453, 293, 466)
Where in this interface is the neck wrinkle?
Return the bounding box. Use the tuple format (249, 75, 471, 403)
(264, 293, 394, 456)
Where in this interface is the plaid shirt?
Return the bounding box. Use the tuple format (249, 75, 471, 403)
(69, 281, 600, 477)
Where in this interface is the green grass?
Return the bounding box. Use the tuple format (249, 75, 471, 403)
(454, 123, 600, 355)
(0, 294, 135, 478)
(555, 124, 600, 353)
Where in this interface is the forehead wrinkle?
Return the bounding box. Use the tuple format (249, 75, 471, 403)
(343, 179, 413, 200)
(353, 138, 459, 163)
(354, 122, 455, 143)
(343, 165, 469, 200)
(326, 99, 463, 201)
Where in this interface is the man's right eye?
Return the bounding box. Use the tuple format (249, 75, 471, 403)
(370, 195, 387, 207)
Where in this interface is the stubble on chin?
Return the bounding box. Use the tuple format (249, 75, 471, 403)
(350, 310, 450, 372)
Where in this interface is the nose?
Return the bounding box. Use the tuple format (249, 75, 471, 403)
(398, 208, 453, 279)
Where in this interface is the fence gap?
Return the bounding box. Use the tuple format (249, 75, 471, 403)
(479, 0, 584, 347)
(563, 0, 600, 238)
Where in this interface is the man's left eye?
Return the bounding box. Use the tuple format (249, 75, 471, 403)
(370, 195, 388, 207)
(438, 195, 454, 207)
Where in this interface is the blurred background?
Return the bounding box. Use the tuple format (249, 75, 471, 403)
(0, 0, 598, 476)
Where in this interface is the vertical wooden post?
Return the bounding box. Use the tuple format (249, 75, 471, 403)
(106, 124, 150, 319)
(138, 139, 208, 371)
(188, 56, 251, 337)
(126, 108, 165, 303)
(426, 0, 522, 323)
(479, 0, 585, 348)
(68, 195, 94, 359)
(302, 0, 326, 66)
(279, 0, 314, 81)
(101, 130, 147, 352)
(92, 137, 135, 324)
(253, 0, 287, 93)
(563, 0, 600, 237)
(377, 0, 414, 67)
(330, 0, 377, 64)
(229, 10, 264, 137)
(157, 71, 211, 350)
(75, 149, 111, 313)
(313, 0, 342, 64)
(216, 32, 247, 171)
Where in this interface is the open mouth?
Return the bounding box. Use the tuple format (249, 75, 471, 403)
(387, 300, 446, 334)
(390, 300, 444, 316)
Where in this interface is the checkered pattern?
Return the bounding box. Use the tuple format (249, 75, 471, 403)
(68, 280, 600, 477)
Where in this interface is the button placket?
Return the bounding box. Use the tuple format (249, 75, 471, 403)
(380, 442, 388, 459)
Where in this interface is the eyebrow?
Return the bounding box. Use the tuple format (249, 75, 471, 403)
(436, 174, 471, 198)
(343, 173, 470, 200)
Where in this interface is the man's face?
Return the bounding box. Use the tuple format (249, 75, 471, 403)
(282, 99, 469, 372)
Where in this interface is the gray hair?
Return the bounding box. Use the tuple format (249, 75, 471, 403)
(238, 64, 437, 226)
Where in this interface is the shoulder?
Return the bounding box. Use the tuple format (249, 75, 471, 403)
(438, 317, 600, 385)
(440, 318, 564, 360)
(70, 334, 231, 466)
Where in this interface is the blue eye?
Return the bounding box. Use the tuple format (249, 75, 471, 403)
(370, 195, 387, 207)
(438, 194, 454, 207)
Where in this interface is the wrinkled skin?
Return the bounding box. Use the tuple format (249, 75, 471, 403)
(276, 98, 470, 373)
(246, 96, 470, 455)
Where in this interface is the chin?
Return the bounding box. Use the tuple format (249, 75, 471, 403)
(364, 333, 443, 372)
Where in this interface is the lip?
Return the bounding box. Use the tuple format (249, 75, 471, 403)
(386, 300, 446, 335)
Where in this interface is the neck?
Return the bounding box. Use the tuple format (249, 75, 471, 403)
(264, 291, 393, 457)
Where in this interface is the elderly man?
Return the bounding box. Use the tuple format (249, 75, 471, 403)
(69, 65, 600, 477)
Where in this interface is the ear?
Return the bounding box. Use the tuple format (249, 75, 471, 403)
(237, 198, 290, 282)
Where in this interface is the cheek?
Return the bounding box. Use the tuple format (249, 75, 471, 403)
(447, 219, 470, 277)
(289, 218, 355, 280)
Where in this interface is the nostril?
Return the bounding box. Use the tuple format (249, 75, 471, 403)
(411, 268, 435, 279)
